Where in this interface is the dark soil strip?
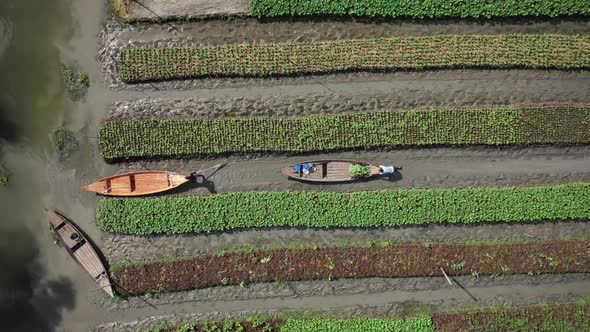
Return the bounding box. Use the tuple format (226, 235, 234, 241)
(118, 18, 590, 46)
(432, 302, 590, 331)
(111, 240, 590, 296)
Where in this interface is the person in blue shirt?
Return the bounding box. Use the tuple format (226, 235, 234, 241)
(294, 163, 316, 175)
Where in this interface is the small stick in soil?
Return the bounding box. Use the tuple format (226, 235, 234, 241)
(131, 0, 180, 33)
(524, 233, 534, 238)
(440, 267, 453, 286)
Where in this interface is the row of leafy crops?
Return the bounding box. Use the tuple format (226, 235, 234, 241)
(250, 0, 590, 19)
(99, 105, 590, 161)
(281, 316, 434, 332)
(97, 183, 590, 235)
(151, 302, 590, 332)
(118, 34, 590, 82)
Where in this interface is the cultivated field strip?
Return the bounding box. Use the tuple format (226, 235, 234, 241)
(97, 183, 589, 235)
(102, 220, 590, 263)
(95, 300, 590, 331)
(99, 106, 590, 160)
(97, 302, 590, 332)
(110, 239, 590, 295)
(118, 34, 590, 82)
(113, 0, 590, 22)
(250, 0, 590, 19)
(101, 18, 590, 90)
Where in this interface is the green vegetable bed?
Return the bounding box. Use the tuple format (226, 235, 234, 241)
(250, 0, 590, 19)
(118, 34, 590, 82)
(97, 183, 590, 235)
(99, 105, 590, 161)
(281, 316, 434, 332)
(147, 302, 590, 332)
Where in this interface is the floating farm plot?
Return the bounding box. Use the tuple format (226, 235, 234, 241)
(93, 1, 590, 330)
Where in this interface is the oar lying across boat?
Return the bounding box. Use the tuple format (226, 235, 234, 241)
(82, 164, 224, 197)
(47, 209, 114, 297)
(281, 160, 400, 183)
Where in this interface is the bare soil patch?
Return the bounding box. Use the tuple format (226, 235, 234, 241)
(111, 240, 590, 296)
(127, 0, 248, 21)
(120, 18, 590, 45)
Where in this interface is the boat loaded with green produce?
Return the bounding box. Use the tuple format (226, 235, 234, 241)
(281, 160, 399, 183)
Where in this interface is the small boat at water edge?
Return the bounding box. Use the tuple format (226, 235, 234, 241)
(82, 170, 189, 197)
(82, 164, 224, 197)
(47, 209, 114, 297)
(281, 160, 398, 183)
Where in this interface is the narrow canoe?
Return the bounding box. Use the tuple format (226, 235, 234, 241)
(47, 210, 114, 297)
(281, 160, 382, 183)
(82, 171, 189, 197)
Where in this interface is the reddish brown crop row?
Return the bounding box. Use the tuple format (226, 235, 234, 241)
(111, 239, 590, 296)
(432, 302, 590, 331)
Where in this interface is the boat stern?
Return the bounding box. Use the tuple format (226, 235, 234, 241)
(280, 165, 299, 178)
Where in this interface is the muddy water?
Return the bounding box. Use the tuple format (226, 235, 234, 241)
(0, 0, 76, 330)
(0, 0, 118, 331)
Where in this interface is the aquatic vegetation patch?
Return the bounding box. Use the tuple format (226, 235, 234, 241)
(97, 183, 590, 235)
(52, 128, 79, 160)
(250, 0, 590, 19)
(98, 105, 590, 161)
(62, 65, 89, 101)
(110, 239, 590, 295)
(0, 165, 7, 186)
(118, 34, 590, 82)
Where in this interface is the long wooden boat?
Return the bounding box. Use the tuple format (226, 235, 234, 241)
(82, 170, 189, 196)
(47, 210, 114, 297)
(281, 160, 389, 183)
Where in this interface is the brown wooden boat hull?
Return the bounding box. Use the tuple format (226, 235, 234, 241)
(82, 171, 189, 197)
(47, 210, 114, 297)
(281, 160, 381, 183)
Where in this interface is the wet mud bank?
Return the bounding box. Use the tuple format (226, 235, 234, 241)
(100, 146, 590, 199)
(94, 273, 590, 312)
(107, 97, 590, 120)
(118, 18, 590, 45)
(123, 0, 248, 21)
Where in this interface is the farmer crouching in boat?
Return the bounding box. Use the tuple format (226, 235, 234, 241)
(294, 163, 316, 175)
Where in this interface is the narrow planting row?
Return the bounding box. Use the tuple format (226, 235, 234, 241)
(251, 0, 590, 19)
(97, 183, 590, 235)
(154, 316, 433, 332)
(98, 105, 590, 161)
(118, 34, 590, 82)
(145, 302, 590, 332)
(111, 239, 590, 295)
(114, 0, 590, 22)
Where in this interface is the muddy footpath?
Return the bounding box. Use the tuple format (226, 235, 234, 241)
(95, 275, 590, 330)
